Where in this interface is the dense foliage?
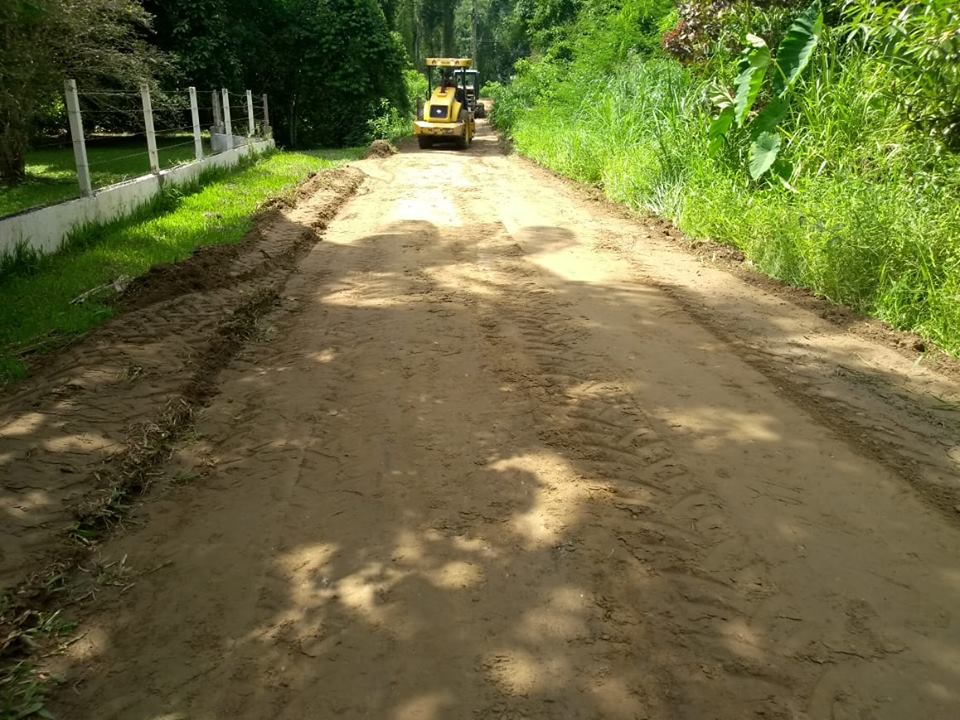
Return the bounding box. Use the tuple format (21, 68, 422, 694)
(487, 0, 960, 354)
(147, 0, 412, 147)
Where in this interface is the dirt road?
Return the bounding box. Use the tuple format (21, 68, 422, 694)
(9, 124, 960, 718)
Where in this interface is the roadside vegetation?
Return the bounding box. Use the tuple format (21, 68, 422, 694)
(0, 149, 360, 384)
(486, 0, 960, 355)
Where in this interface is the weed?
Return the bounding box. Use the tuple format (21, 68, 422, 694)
(0, 595, 76, 720)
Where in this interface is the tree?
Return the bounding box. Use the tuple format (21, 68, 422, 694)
(148, 0, 410, 148)
(275, 0, 410, 147)
(0, 0, 160, 184)
(397, 0, 462, 63)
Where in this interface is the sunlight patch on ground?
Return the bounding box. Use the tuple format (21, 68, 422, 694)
(320, 273, 413, 308)
(41, 431, 119, 454)
(306, 348, 337, 364)
(589, 675, 650, 719)
(488, 452, 588, 548)
(1, 490, 53, 517)
(424, 560, 483, 590)
(393, 193, 460, 227)
(428, 265, 504, 298)
(482, 648, 555, 695)
(524, 235, 633, 285)
(1, 411, 47, 437)
(516, 587, 591, 644)
(393, 692, 455, 720)
(719, 618, 766, 661)
(659, 406, 783, 448)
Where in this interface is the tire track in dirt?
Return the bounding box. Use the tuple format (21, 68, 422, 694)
(0, 167, 364, 593)
(446, 174, 806, 715)
(636, 275, 960, 525)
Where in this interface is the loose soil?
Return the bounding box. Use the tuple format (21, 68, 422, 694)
(0, 166, 363, 588)
(4, 124, 960, 719)
(365, 139, 399, 159)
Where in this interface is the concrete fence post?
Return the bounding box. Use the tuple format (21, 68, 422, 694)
(262, 94, 271, 136)
(211, 90, 223, 133)
(189, 87, 204, 161)
(140, 83, 160, 174)
(221, 88, 234, 150)
(64, 79, 93, 197)
(246, 90, 255, 136)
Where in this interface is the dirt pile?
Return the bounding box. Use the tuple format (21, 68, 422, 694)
(364, 139, 398, 158)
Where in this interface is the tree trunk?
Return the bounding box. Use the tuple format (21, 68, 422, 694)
(470, 0, 478, 66)
(288, 95, 298, 148)
(0, 122, 28, 185)
(441, 0, 455, 56)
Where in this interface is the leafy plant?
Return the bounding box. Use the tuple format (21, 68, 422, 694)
(841, 0, 960, 148)
(366, 99, 407, 142)
(0, 0, 161, 184)
(661, 0, 736, 63)
(710, 0, 824, 180)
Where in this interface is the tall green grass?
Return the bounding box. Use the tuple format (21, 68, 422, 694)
(492, 43, 960, 354)
(0, 149, 362, 383)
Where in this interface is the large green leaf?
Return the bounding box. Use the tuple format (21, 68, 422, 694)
(734, 34, 770, 126)
(708, 105, 735, 156)
(749, 130, 781, 180)
(773, 0, 824, 97)
(751, 96, 788, 135)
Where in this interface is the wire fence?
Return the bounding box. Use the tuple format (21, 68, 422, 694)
(3, 81, 272, 218)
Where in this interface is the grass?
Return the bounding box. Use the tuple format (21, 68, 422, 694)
(0, 608, 76, 720)
(491, 47, 960, 355)
(0, 135, 214, 219)
(0, 147, 363, 383)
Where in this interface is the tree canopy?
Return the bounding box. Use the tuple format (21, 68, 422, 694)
(0, 0, 159, 183)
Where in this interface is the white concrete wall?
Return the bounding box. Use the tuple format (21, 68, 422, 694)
(0, 138, 275, 260)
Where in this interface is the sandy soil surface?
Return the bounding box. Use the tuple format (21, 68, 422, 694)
(5, 123, 960, 718)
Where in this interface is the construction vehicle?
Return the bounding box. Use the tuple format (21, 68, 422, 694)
(453, 68, 486, 118)
(414, 58, 476, 150)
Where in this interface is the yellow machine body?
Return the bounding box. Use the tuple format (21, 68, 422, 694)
(414, 58, 476, 149)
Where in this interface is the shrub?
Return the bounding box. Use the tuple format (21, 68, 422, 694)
(841, 0, 960, 148)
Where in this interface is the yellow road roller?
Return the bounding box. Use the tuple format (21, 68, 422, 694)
(414, 58, 475, 150)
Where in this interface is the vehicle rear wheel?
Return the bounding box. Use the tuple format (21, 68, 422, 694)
(417, 136, 433, 150)
(455, 110, 469, 150)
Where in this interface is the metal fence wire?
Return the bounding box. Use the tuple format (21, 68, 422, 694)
(60, 81, 272, 198)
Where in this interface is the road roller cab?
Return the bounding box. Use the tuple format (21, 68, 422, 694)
(414, 58, 475, 150)
(453, 68, 486, 118)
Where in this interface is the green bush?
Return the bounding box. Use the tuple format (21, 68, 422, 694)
(841, 0, 960, 148)
(274, 1, 409, 147)
(365, 69, 428, 142)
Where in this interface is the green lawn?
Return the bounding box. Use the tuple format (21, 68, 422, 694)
(0, 135, 212, 218)
(0, 148, 363, 383)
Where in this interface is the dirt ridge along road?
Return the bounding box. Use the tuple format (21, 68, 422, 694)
(0, 166, 364, 597)
(33, 125, 960, 719)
